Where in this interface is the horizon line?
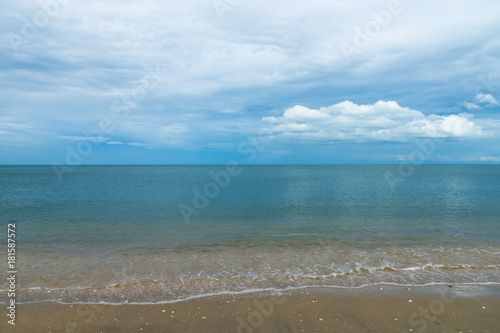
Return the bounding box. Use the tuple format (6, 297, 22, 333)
(1, 163, 499, 167)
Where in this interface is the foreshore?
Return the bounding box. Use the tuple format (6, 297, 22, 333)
(3, 285, 500, 333)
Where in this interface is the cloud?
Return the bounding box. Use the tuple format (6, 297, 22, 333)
(480, 156, 500, 162)
(387, 154, 431, 162)
(2, 0, 500, 164)
(476, 93, 499, 106)
(463, 102, 481, 110)
(263, 101, 485, 143)
(58, 135, 111, 143)
(127, 142, 152, 147)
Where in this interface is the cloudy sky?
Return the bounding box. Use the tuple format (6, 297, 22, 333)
(1, 0, 500, 164)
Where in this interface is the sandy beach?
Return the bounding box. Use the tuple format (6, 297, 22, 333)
(3, 285, 499, 333)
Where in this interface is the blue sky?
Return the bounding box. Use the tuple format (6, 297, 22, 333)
(1, 0, 500, 165)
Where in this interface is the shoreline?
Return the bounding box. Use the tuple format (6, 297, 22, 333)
(4, 285, 500, 332)
(10, 282, 500, 306)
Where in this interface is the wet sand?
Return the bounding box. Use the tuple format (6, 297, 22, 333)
(3, 285, 500, 333)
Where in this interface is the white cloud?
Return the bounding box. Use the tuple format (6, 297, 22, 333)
(2, 0, 500, 159)
(58, 136, 111, 142)
(127, 142, 152, 147)
(463, 102, 481, 110)
(4, 0, 500, 99)
(476, 93, 499, 106)
(480, 156, 500, 162)
(387, 154, 431, 161)
(263, 101, 485, 143)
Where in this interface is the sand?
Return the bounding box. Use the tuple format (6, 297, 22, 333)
(2, 285, 500, 333)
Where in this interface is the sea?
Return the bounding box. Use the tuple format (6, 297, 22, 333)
(1, 165, 499, 304)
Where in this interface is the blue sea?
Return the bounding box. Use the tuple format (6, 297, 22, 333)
(1, 165, 499, 304)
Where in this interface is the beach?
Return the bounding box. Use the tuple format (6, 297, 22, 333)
(3, 285, 500, 332)
(3, 0, 500, 329)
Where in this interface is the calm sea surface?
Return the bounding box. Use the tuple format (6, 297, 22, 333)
(1, 165, 499, 303)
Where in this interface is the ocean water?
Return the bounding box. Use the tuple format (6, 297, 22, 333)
(1, 165, 499, 304)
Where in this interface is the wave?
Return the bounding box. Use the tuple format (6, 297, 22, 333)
(7, 282, 500, 306)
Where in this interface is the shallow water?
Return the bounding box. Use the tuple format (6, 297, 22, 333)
(1, 165, 499, 303)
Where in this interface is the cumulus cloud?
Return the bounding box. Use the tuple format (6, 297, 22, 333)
(263, 101, 484, 142)
(476, 93, 499, 106)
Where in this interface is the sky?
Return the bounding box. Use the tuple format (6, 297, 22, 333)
(1, 0, 500, 165)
